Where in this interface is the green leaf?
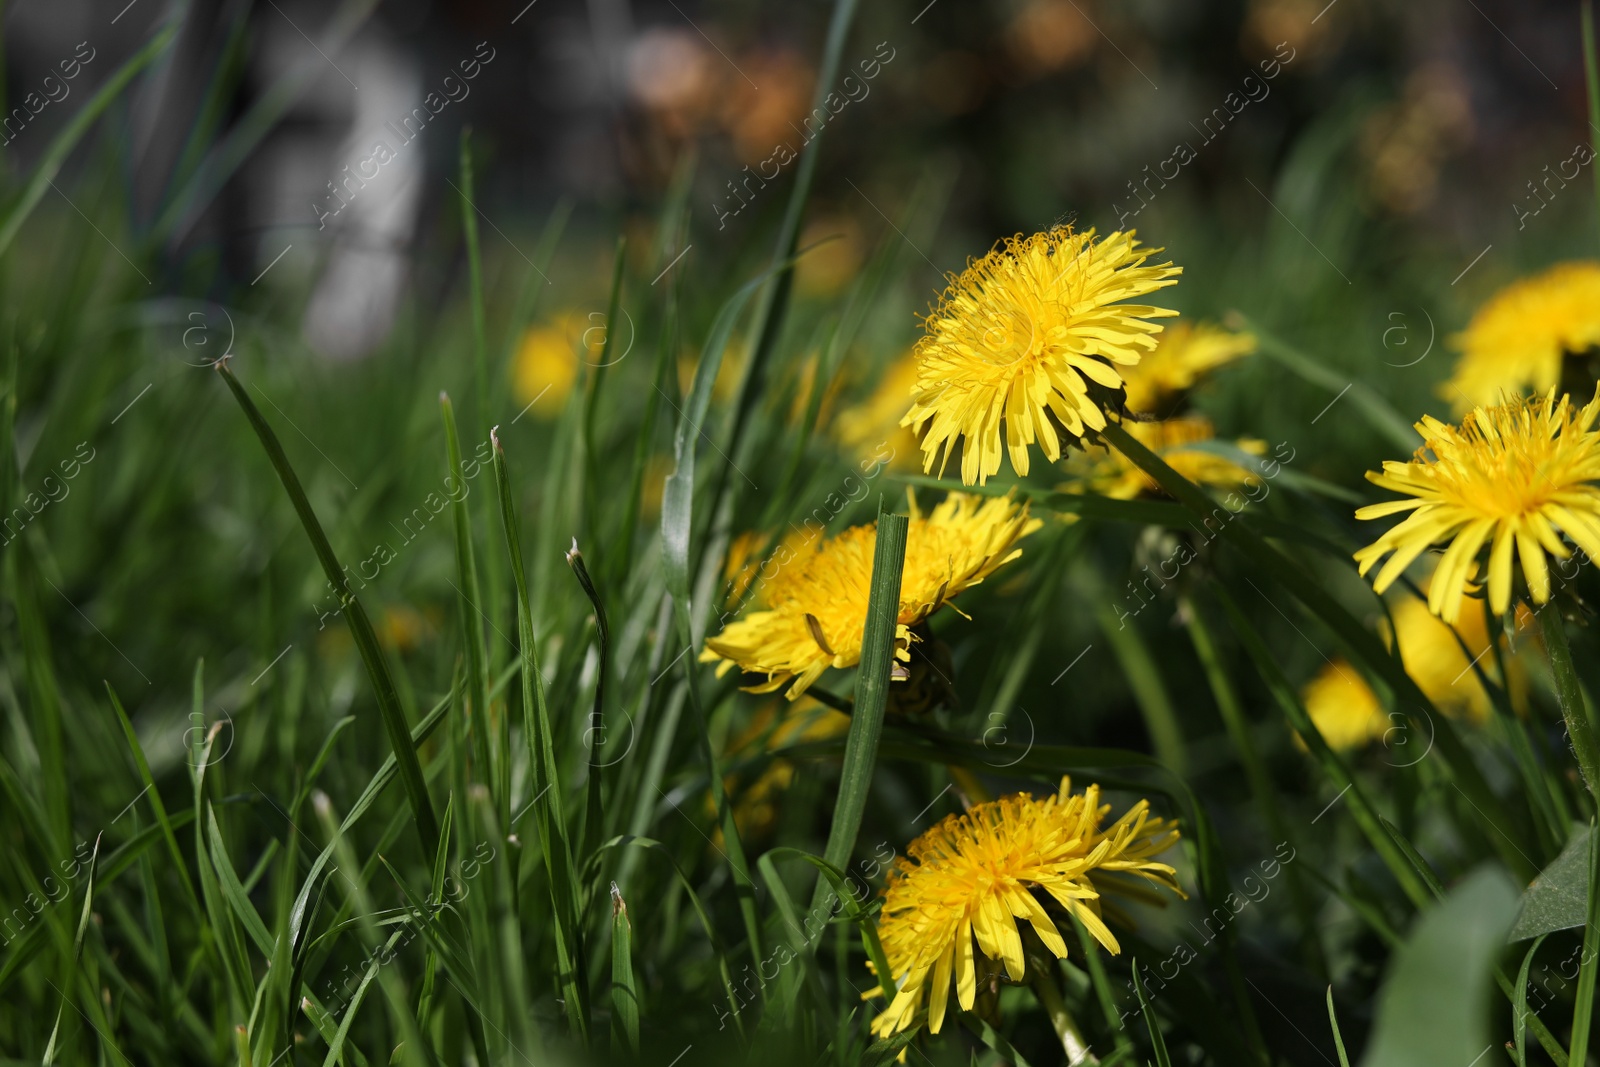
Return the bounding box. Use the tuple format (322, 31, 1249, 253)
(1510, 825, 1591, 940)
(1359, 866, 1519, 1067)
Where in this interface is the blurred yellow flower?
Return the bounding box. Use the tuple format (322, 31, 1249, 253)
(867, 778, 1182, 1038)
(1302, 660, 1388, 752)
(796, 215, 865, 297)
(1303, 588, 1530, 751)
(377, 604, 431, 655)
(1062, 415, 1264, 500)
(701, 491, 1040, 699)
(903, 228, 1181, 485)
(833, 352, 921, 471)
(1121, 321, 1256, 416)
(1445, 262, 1600, 412)
(512, 313, 600, 413)
(1355, 389, 1600, 624)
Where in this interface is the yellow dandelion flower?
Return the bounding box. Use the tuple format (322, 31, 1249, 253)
(867, 778, 1183, 1038)
(833, 351, 922, 472)
(1063, 416, 1265, 500)
(512, 313, 600, 412)
(1354, 389, 1600, 624)
(1301, 660, 1389, 752)
(902, 228, 1182, 485)
(1121, 320, 1256, 416)
(700, 492, 1041, 699)
(1445, 262, 1600, 412)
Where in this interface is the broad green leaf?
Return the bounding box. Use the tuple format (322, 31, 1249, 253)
(1510, 824, 1591, 941)
(1360, 866, 1519, 1067)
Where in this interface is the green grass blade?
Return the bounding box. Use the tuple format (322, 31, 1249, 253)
(1570, 820, 1600, 1062)
(609, 883, 641, 1055)
(567, 543, 610, 867)
(489, 429, 590, 1043)
(1101, 419, 1528, 878)
(810, 507, 907, 913)
(660, 265, 775, 965)
(1234, 315, 1417, 452)
(215, 363, 438, 855)
(0, 19, 176, 260)
(1184, 596, 1326, 977)
(1326, 986, 1350, 1067)
(581, 235, 626, 555)
(105, 682, 201, 911)
(458, 129, 491, 445)
(1131, 958, 1173, 1067)
(602, 834, 744, 1036)
(1536, 605, 1600, 801)
(1095, 599, 1187, 777)
(150, 0, 380, 241)
(1214, 586, 1432, 908)
(1511, 935, 1548, 1067)
(1070, 914, 1136, 1060)
(730, 0, 863, 434)
(41, 835, 100, 1066)
(206, 805, 273, 956)
(440, 394, 493, 807)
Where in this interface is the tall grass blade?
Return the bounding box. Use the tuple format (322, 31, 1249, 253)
(810, 507, 906, 913)
(609, 882, 641, 1054)
(41, 835, 100, 1067)
(1511, 935, 1548, 1067)
(1214, 586, 1432, 907)
(1570, 820, 1600, 1063)
(1132, 959, 1173, 1067)
(1325, 987, 1350, 1067)
(440, 394, 494, 810)
(489, 429, 590, 1042)
(216, 363, 439, 854)
(0, 20, 176, 260)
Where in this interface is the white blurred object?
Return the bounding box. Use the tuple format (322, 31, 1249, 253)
(301, 38, 423, 361)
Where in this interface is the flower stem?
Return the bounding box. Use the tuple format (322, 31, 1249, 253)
(1537, 603, 1600, 803)
(1031, 965, 1098, 1065)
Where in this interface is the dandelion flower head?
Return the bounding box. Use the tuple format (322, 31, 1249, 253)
(1120, 320, 1255, 416)
(868, 778, 1182, 1038)
(701, 492, 1040, 699)
(1354, 389, 1600, 624)
(1445, 261, 1600, 412)
(901, 228, 1181, 485)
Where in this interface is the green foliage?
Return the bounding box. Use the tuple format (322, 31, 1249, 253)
(6, 3, 1600, 1066)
